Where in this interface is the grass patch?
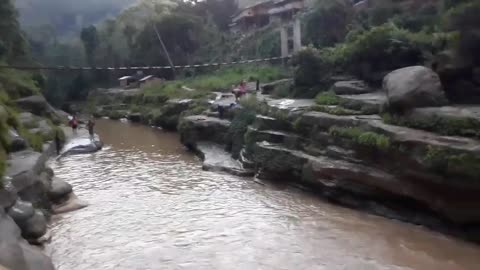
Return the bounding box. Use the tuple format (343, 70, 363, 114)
(18, 128, 44, 152)
(382, 113, 480, 138)
(329, 126, 391, 151)
(315, 91, 340, 105)
(312, 105, 360, 115)
(424, 146, 480, 180)
(143, 66, 286, 100)
(108, 110, 125, 120)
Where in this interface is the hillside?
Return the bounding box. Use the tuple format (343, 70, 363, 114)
(15, 0, 139, 36)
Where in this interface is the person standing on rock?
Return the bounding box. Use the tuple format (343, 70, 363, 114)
(87, 118, 95, 141)
(55, 129, 62, 155)
(69, 115, 78, 134)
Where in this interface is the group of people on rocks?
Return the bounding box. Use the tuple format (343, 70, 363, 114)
(217, 79, 256, 119)
(68, 115, 96, 139)
(55, 115, 96, 155)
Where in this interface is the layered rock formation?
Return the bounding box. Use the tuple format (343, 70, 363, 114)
(0, 95, 102, 269)
(178, 66, 480, 241)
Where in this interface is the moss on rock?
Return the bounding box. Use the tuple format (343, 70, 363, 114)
(382, 112, 480, 138)
(423, 146, 480, 180)
(312, 105, 360, 115)
(315, 91, 340, 105)
(329, 126, 391, 151)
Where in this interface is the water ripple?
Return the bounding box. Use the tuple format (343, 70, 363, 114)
(45, 120, 480, 270)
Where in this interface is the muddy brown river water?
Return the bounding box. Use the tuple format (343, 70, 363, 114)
(46, 119, 480, 270)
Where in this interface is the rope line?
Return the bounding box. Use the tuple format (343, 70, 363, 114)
(0, 56, 290, 71)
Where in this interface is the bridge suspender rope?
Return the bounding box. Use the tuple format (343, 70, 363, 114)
(0, 56, 290, 71)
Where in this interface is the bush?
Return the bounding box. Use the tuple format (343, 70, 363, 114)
(291, 47, 334, 92)
(315, 91, 340, 105)
(226, 109, 256, 158)
(303, 0, 353, 47)
(444, 1, 480, 66)
(18, 128, 43, 152)
(342, 24, 425, 80)
(108, 110, 125, 120)
(0, 68, 40, 99)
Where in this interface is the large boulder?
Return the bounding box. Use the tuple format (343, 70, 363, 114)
(7, 200, 34, 224)
(152, 99, 193, 130)
(7, 129, 27, 152)
(20, 243, 55, 270)
(19, 210, 47, 240)
(48, 177, 73, 202)
(383, 66, 448, 111)
(178, 115, 231, 150)
(15, 95, 60, 122)
(60, 131, 103, 157)
(6, 150, 51, 210)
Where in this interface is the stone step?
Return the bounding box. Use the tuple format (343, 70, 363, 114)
(252, 114, 292, 131)
(296, 111, 480, 183)
(253, 141, 480, 224)
(332, 80, 374, 95)
(266, 98, 315, 113)
(392, 105, 480, 138)
(245, 126, 302, 153)
(337, 91, 387, 114)
(196, 142, 254, 177)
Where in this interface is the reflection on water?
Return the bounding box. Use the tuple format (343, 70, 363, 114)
(46, 119, 480, 270)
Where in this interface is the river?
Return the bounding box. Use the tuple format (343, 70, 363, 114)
(45, 119, 480, 270)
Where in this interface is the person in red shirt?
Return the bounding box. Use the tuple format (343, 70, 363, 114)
(232, 80, 247, 102)
(69, 115, 78, 134)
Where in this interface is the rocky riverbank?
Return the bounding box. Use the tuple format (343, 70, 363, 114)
(87, 65, 480, 242)
(0, 95, 103, 270)
(175, 66, 480, 242)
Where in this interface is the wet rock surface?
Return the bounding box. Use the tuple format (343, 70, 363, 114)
(20, 210, 47, 240)
(7, 200, 34, 223)
(48, 177, 73, 202)
(179, 115, 231, 149)
(338, 91, 387, 113)
(60, 131, 103, 157)
(332, 80, 372, 95)
(52, 192, 88, 214)
(197, 142, 254, 176)
(0, 210, 54, 270)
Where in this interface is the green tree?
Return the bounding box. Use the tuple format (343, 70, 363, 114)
(80, 25, 99, 66)
(304, 0, 353, 47)
(0, 0, 27, 61)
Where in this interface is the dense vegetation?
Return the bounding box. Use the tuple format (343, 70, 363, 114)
(0, 0, 69, 181)
(290, 0, 480, 101)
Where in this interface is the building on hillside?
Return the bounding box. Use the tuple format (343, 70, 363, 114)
(118, 71, 147, 89)
(230, 0, 306, 57)
(118, 76, 136, 89)
(230, 1, 273, 32)
(268, 0, 305, 22)
(139, 75, 163, 87)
